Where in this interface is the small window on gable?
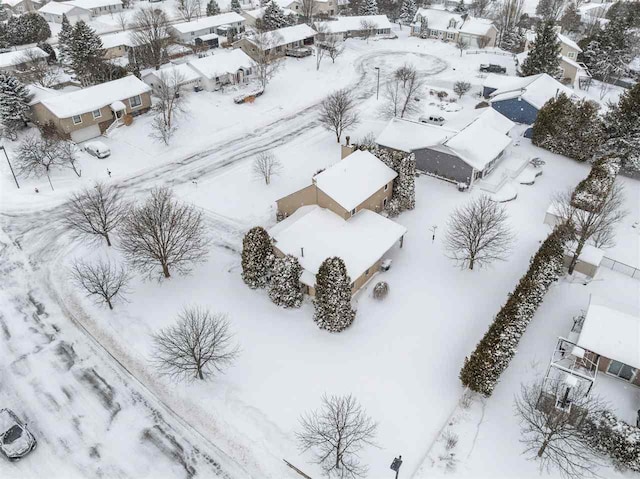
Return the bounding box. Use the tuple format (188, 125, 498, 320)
(350, 208, 356, 216)
(449, 18, 456, 28)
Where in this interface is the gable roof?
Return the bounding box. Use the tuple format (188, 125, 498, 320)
(40, 75, 150, 118)
(68, 0, 121, 8)
(487, 73, 576, 109)
(557, 32, 582, 53)
(315, 15, 392, 33)
(269, 205, 406, 287)
(142, 62, 202, 84)
(100, 30, 136, 49)
(249, 24, 317, 49)
(39, 1, 89, 14)
(376, 117, 458, 152)
(474, 105, 516, 135)
(412, 8, 494, 36)
(0, 47, 48, 69)
(578, 296, 640, 370)
(187, 49, 253, 79)
(314, 150, 397, 211)
(171, 12, 245, 34)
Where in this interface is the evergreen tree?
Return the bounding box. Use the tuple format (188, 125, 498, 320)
(313, 257, 355, 333)
(520, 21, 561, 77)
(602, 82, 640, 172)
(37, 42, 57, 64)
(5, 13, 51, 46)
(58, 14, 73, 64)
(241, 226, 274, 289)
(206, 0, 220, 15)
(582, 17, 634, 86)
(230, 0, 242, 13)
(268, 255, 303, 308)
(399, 0, 417, 24)
(453, 0, 468, 13)
(0, 3, 9, 22)
(69, 21, 105, 86)
(559, 2, 581, 34)
(0, 24, 8, 50)
(359, 0, 378, 15)
(259, 1, 290, 31)
(0, 74, 33, 129)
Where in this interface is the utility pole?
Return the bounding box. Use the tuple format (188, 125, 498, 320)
(375, 66, 380, 100)
(0, 145, 20, 189)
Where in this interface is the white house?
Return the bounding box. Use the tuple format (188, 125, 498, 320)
(142, 63, 203, 93)
(236, 24, 317, 61)
(314, 15, 392, 40)
(67, 0, 122, 16)
(39, 1, 91, 23)
(186, 49, 254, 91)
(410, 8, 497, 48)
(0, 47, 49, 73)
(170, 12, 246, 45)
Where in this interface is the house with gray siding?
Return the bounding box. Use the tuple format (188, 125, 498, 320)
(376, 108, 514, 186)
(482, 73, 576, 127)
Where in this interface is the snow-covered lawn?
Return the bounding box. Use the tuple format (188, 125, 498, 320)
(2, 29, 639, 479)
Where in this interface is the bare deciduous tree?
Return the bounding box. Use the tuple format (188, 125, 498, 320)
(16, 135, 79, 190)
(444, 195, 514, 270)
(70, 258, 130, 310)
(384, 63, 423, 118)
(251, 31, 283, 90)
(455, 36, 469, 56)
(472, 0, 491, 18)
(326, 35, 345, 64)
(359, 19, 377, 43)
(115, 12, 128, 31)
(318, 88, 360, 143)
(297, 394, 378, 478)
(17, 49, 59, 87)
(551, 184, 626, 274)
(64, 182, 126, 247)
(515, 380, 606, 479)
(315, 41, 327, 71)
(119, 187, 209, 279)
(300, 0, 316, 23)
(176, 0, 201, 22)
(453, 80, 471, 98)
(149, 69, 187, 145)
(493, 0, 525, 48)
(153, 307, 239, 381)
(130, 8, 173, 70)
(253, 151, 282, 185)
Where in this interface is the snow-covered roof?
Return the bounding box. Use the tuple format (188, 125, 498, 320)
(0, 47, 48, 68)
(315, 15, 392, 34)
(578, 296, 640, 370)
(171, 12, 245, 34)
(100, 31, 136, 49)
(40, 75, 150, 118)
(557, 32, 582, 53)
(2, 0, 29, 7)
(487, 73, 576, 109)
(142, 62, 202, 84)
(474, 107, 515, 135)
(243, 6, 296, 19)
(68, 0, 121, 8)
(314, 150, 397, 212)
(187, 49, 253, 79)
(269, 205, 407, 287)
(443, 115, 512, 170)
(376, 118, 457, 152)
(412, 8, 494, 36)
(27, 84, 61, 106)
(39, 1, 87, 14)
(250, 24, 317, 49)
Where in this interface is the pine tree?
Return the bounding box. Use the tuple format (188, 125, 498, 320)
(313, 257, 356, 333)
(602, 82, 640, 172)
(560, 2, 581, 34)
(0, 4, 9, 22)
(58, 14, 73, 64)
(0, 74, 33, 129)
(230, 0, 242, 13)
(241, 226, 274, 289)
(582, 17, 633, 86)
(399, 0, 417, 24)
(454, 0, 468, 13)
(359, 0, 378, 15)
(37, 42, 57, 64)
(0, 24, 8, 50)
(520, 20, 561, 77)
(259, 1, 289, 31)
(206, 0, 220, 16)
(69, 21, 105, 86)
(268, 255, 303, 308)
(5, 13, 51, 46)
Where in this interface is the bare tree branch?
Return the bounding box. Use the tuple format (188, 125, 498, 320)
(130, 8, 174, 70)
(318, 88, 360, 143)
(253, 151, 282, 185)
(70, 258, 130, 310)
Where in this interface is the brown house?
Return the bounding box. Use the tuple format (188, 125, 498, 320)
(30, 75, 152, 142)
(271, 150, 406, 296)
(236, 24, 317, 62)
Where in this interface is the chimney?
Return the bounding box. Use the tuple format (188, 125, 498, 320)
(341, 136, 356, 160)
(345, 135, 350, 146)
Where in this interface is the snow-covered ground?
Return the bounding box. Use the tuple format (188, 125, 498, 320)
(1, 29, 639, 479)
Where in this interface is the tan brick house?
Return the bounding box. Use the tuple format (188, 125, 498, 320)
(30, 75, 151, 142)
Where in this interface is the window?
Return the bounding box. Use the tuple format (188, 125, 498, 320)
(607, 360, 636, 381)
(383, 197, 388, 208)
(567, 51, 576, 59)
(350, 208, 356, 216)
(384, 184, 389, 191)
(72, 115, 82, 125)
(129, 95, 142, 108)
(448, 19, 456, 28)
(92, 109, 102, 120)
(430, 29, 439, 37)
(447, 32, 455, 40)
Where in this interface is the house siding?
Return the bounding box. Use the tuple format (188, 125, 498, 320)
(491, 98, 539, 125)
(276, 184, 318, 218)
(413, 147, 474, 184)
(317, 187, 350, 219)
(482, 86, 497, 98)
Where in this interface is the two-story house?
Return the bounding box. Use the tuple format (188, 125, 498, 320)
(271, 149, 407, 296)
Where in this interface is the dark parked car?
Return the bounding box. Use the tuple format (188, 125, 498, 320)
(479, 64, 507, 74)
(0, 409, 37, 461)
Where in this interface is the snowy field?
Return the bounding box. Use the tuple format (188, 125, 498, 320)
(1, 29, 639, 479)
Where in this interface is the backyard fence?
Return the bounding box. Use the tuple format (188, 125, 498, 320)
(466, 50, 515, 57)
(601, 256, 640, 279)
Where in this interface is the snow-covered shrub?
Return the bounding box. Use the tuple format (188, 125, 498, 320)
(571, 155, 621, 212)
(313, 257, 355, 332)
(268, 254, 303, 308)
(459, 224, 573, 396)
(385, 197, 402, 217)
(443, 430, 459, 450)
(241, 226, 274, 289)
(373, 281, 389, 299)
(585, 411, 640, 472)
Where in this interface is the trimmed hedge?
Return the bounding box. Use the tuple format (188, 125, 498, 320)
(585, 411, 640, 472)
(459, 224, 574, 396)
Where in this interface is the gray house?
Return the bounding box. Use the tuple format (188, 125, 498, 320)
(376, 109, 514, 186)
(482, 73, 576, 127)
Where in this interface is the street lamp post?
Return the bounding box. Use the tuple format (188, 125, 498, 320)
(375, 66, 380, 100)
(0, 145, 20, 189)
(390, 455, 403, 479)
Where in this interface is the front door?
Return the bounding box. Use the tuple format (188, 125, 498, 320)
(236, 70, 244, 84)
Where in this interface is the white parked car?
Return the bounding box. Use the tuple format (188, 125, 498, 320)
(84, 141, 111, 159)
(0, 409, 37, 461)
(419, 115, 446, 126)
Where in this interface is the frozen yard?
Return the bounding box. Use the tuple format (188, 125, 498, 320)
(1, 28, 639, 479)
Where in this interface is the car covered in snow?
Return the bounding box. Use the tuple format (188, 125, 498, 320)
(84, 141, 111, 159)
(0, 409, 36, 461)
(418, 115, 446, 126)
(479, 64, 506, 74)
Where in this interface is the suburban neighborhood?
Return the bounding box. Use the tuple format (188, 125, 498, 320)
(0, 0, 639, 477)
